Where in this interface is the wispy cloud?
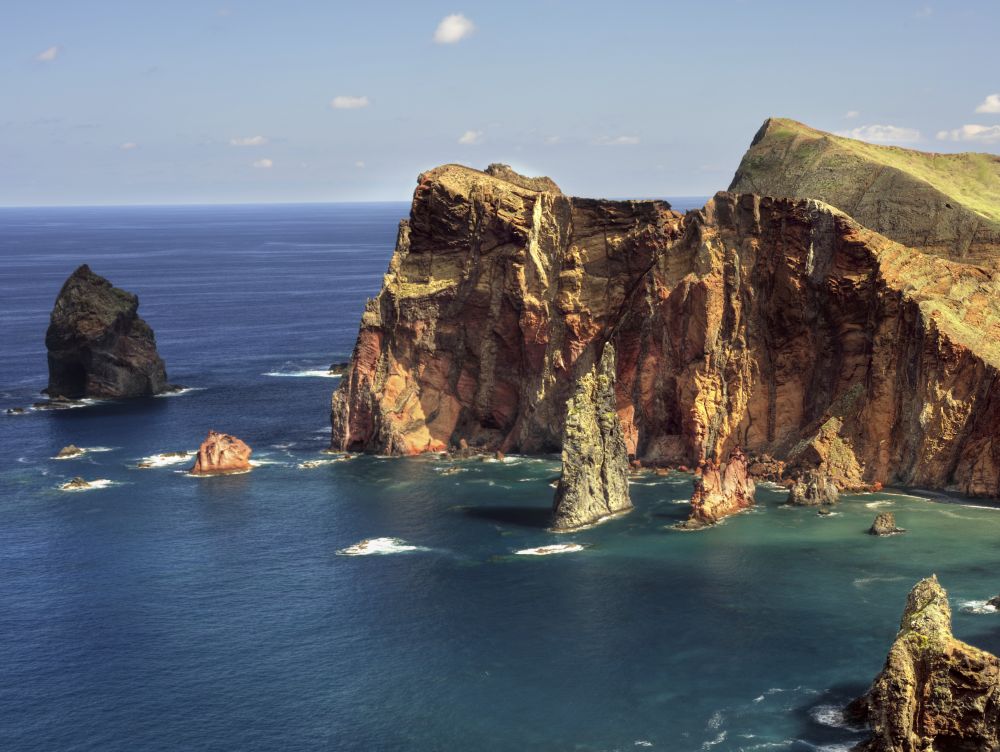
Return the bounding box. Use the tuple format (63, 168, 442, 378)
(230, 135, 268, 147)
(434, 14, 475, 44)
(330, 95, 370, 110)
(835, 124, 921, 144)
(914, 4, 932, 17)
(845, 110, 860, 119)
(975, 94, 1000, 114)
(543, 135, 561, 145)
(458, 129, 483, 145)
(594, 135, 640, 146)
(252, 158, 274, 168)
(119, 142, 138, 151)
(355, 160, 366, 169)
(935, 124, 1000, 144)
(35, 46, 60, 62)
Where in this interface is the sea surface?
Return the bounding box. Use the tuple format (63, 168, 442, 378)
(2, 200, 1000, 752)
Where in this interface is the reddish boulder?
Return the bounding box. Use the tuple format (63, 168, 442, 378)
(191, 431, 253, 475)
(679, 446, 756, 529)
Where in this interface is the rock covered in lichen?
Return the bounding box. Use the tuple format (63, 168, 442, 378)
(679, 446, 756, 529)
(848, 575, 1000, 751)
(869, 512, 905, 536)
(551, 344, 632, 531)
(787, 470, 839, 506)
(45, 264, 169, 399)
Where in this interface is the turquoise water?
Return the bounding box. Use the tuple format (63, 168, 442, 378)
(2, 203, 999, 752)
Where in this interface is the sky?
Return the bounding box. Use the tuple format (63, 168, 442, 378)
(2, 0, 999, 206)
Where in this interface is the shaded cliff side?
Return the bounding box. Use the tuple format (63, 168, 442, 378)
(729, 118, 1000, 264)
(331, 163, 1000, 498)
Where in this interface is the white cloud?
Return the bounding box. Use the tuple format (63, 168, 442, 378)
(230, 135, 267, 147)
(36, 46, 60, 62)
(458, 129, 483, 145)
(252, 158, 273, 168)
(543, 135, 561, 145)
(119, 142, 138, 151)
(975, 94, 1000, 114)
(845, 110, 860, 119)
(434, 14, 475, 44)
(355, 160, 365, 169)
(594, 135, 640, 146)
(914, 4, 932, 18)
(835, 124, 921, 144)
(330, 95, 370, 110)
(935, 124, 1000, 144)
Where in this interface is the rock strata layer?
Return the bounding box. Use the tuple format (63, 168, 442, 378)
(679, 446, 756, 528)
(191, 431, 253, 475)
(787, 470, 839, 506)
(551, 344, 632, 531)
(45, 265, 170, 399)
(331, 157, 1000, 499)
(848, 576, 1000, 751)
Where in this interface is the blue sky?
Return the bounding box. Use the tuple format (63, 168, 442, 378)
(3, 0, 999, 205)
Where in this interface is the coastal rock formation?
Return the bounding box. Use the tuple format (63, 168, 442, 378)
(331, 145, 1000, 499)
(190, 431, 252, 475)
(45, 265, 169, 399)
(551, 344, 632, 531)
(848, 576, 1000, 751)
(869, 512, 905, 536)
(730, 118, 1000, 264)
(786, 470, 839, 506)
(679, 446, 755, 529)
(55, 445, 84, 459)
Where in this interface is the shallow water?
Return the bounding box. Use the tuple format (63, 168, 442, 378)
(2, 201, 999, 752)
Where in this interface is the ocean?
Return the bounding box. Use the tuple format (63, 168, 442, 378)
(2, 201, 999, 752)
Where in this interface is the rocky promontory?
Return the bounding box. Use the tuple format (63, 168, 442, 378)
(551, 344, 632, 531)
(678, 446, 756, 529)
(848, 576, 1000, 751)
(190, 431, 253, 475)
(45, 265, 170, 399)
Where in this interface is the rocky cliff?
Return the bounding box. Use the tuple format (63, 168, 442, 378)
(551, 344, 632, 531)
(730, 118, 1000, 265)
(331, 162, 1000, 498)
(46, 264, 170, 399)
(848, 576, 1000, 751)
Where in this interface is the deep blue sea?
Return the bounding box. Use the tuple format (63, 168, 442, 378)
(2, 201, 1000, 752)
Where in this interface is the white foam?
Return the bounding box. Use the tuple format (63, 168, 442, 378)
(297, 458, 347, 469)
(155, 387, 204, 398)
(634, 742, 654, 748)
(809, 704, 864, 732)
(853, 575, 905, 588)
(514, 543, 586, 556)
(263, 370, 342, 379)
(135, 451, 195, 468)
(864, 500, 894, 509)
(959, 599, 998, 615)
(701, 731, 726, 750)
(58, 478, 115, 492)
(337, 537, 429, 556)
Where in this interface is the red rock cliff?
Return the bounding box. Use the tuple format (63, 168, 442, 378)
(331, 164, 1000, 498)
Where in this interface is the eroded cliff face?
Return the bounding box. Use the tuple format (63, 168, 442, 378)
(848, 576, 1000, 752)
(679, 446, 755, 529)
(331, 164, 1000, 498)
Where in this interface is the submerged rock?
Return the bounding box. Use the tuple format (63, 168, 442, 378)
(869, 512, 905, 536)
(848, 576, 1000, 751)
(190, 431, 252, 475)
(45, 265, 170, 399)
(56, 444, 84, 459)
(988, 594, 1000, 610)
(679, 446, 756, 529)
(786, 470, 839, 506)
(551, 345, 632, 532)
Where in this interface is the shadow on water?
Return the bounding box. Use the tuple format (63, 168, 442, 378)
(787, 681, 871, 750)
(462, 505, 553, 529)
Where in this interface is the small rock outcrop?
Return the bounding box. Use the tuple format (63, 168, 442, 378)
(190, 431, 253, 475)
(869, 512, 906, 536)
(45, 265, 169, 399)
(551, 345, 632, 531)
(679, 446, 756, 529)
(848, 576, 1000, 751)
(988, 594, 1000, 610)
(55, 445, 84, 459)
(786, 470, 839, 506)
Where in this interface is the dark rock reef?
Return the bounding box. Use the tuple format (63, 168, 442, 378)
(786, 470, 839, 506)
(551, 344, 632, 531)
(678, 446, 756, 529)
(869, 512, 906, 536)
(330, 154, 1000, 499)
(45, 265, 169, 399)
(848, 576, 1000, 751)
(191, 431, 253, 475)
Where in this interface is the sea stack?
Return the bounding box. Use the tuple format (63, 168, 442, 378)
(869, 512, 906, 536)
(191, 431, 253, 475)
(786, 470, 839, 506)
(45, 265, 169, 399)
(551, 345, 632, 532)
(847, 576, 1000, 751)
(679, 447, 756, 529)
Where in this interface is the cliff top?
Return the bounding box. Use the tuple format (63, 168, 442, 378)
(418, 163, 562, 196)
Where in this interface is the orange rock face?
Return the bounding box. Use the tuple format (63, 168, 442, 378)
(681, 447, 756, 528)
(191, 431, 252, 475)
(331, 164, 1000, 499)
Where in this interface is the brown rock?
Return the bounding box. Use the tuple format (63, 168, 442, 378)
(869, 512, 905, 536)
(56, 445, 84, 459)
(786, 470, 839, 506)
(191, 431, 253, 475)
(679, 446, 756, 529)
(848, 576, 1000, 751)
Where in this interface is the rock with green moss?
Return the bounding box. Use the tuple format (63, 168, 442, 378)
(786, 470, 839, 506)
(551, 344, 632, 531)
(848, 575, 1000, 751)
(45, 265, 170, 399)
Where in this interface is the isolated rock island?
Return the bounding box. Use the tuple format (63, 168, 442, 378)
(45, 264, 171, 399)
(190, 431, 253, 475)
(330, 119, 1000, 501)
